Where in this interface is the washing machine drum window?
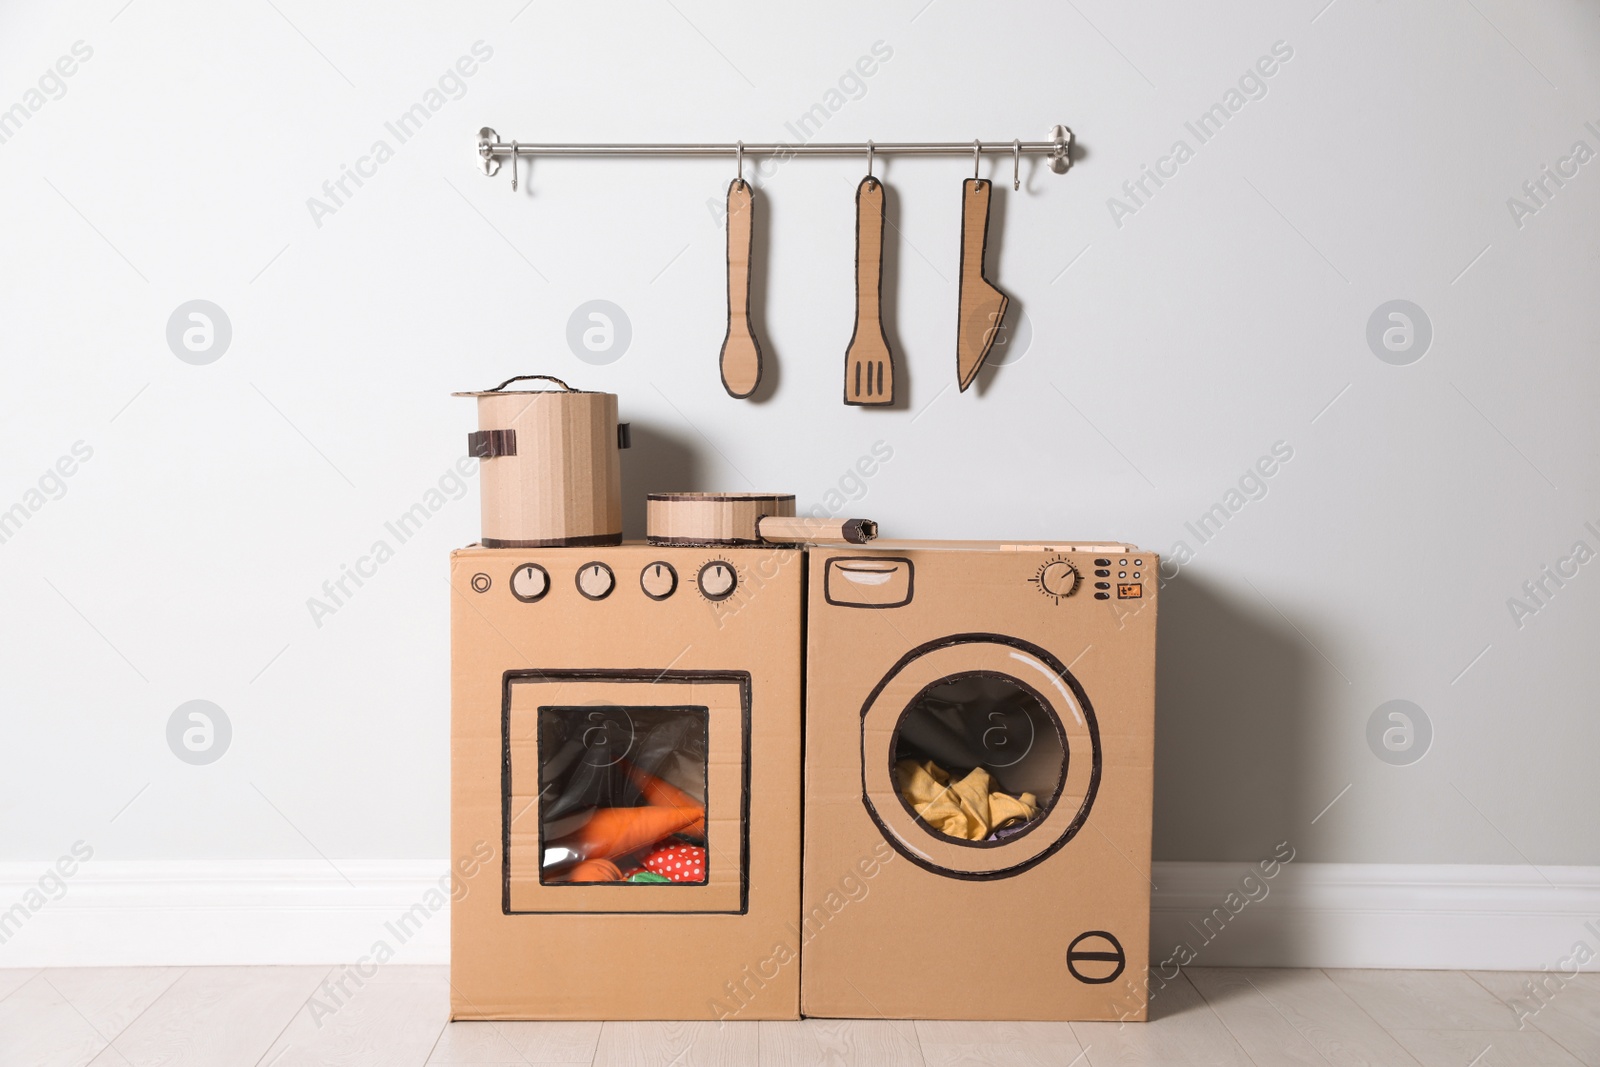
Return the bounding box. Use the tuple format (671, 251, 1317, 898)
(861, 634, 1101, 880)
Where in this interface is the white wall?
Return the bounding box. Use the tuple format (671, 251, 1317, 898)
(1, 1, 1597, 964)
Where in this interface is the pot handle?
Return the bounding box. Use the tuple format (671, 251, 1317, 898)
(471, 424, 628, 457)
(486, 374, 574, 393)
(467, 429, 517, 459)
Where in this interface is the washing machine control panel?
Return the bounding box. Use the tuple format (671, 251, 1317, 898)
(1024, 548, 1149, 603)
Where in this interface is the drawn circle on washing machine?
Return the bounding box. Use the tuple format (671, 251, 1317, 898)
(860, 633, 1101, 881)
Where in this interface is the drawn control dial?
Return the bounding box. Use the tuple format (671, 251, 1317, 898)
(510, 563, 549, 602)
(697, 560, 738, 602)
(576, 562, 615, 600)
(640, 562, 678, 600)
(1036, 560, 1080, 599)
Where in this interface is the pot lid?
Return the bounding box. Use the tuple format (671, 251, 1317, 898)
(647, 492, 796, 502)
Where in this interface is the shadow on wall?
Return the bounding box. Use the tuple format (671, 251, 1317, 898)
(971, 173, 1022, 401)
(620, 423, 701, 540)
(872, 176, 912, 411)
(1153, 571, 1315, 863)
(1146, 570, 1328, 977)
(745, 188, 781, 404)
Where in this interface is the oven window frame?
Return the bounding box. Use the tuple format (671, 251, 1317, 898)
(501, 669, 752, 915)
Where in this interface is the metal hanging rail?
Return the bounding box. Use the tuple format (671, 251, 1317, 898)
(476, 124, 1074, 179)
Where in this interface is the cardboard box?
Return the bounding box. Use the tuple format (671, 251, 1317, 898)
(799, 541, 1158, 1021)
(450, 543, 804, 1020)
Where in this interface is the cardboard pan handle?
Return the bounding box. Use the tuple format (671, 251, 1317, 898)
(756, 516, 877, 545)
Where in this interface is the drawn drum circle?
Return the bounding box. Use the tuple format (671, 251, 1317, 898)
(859, 634, 1101, 880)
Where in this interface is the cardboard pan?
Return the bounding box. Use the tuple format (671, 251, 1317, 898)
(646, 492, 876, 547)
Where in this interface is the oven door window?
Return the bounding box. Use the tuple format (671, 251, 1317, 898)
(538, 706, 709, 886)
(505, 672, 749, 914)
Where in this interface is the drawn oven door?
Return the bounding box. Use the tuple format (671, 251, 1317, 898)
(503, 670, 749, 914)
(860, 635, 1101, 880)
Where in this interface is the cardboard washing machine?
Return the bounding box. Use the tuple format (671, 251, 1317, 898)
(450, 543, 804, 1020)
(800, 541, 1158, 1022)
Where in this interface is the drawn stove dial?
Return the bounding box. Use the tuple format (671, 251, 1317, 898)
(697, 560, 738, 602)
(575, 561, 616, 600)
(510, 563, 550, 603)
(640, 561, 679, 601)
(1033, 559, 1080, 602)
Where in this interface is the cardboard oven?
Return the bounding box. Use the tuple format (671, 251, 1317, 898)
(450, 538, 1156, 1022)
(800, 541, 1158, 1021)
(450, 543, 803, 1020)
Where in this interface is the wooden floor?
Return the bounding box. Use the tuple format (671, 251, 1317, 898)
(0, 965, 1594, 1066)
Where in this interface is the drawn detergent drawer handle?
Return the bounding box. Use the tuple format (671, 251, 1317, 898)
(824, 557, 913, 608)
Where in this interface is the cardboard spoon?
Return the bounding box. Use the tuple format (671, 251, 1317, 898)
(720, 179, 764, 398)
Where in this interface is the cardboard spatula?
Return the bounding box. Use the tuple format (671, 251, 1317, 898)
(956, 177, 1009, 391)
(720, 179, 763, 398)
(845, 176, 895, 405)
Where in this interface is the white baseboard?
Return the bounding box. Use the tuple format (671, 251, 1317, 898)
(0, 862, 452, 968)
(1, 860, 1596, 969)
(1151, 861, 1600, 971)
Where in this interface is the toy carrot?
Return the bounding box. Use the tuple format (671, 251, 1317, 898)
(560, 857, 622, 883)
(620, 760, 705, 837)
(546, 804, 700, 865)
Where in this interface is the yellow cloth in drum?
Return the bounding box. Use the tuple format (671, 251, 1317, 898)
(894, 759, 1038, 841)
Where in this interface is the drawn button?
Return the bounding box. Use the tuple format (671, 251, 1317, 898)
(1067, 930, 1126, 984)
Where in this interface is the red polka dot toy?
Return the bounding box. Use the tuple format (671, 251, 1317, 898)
(641, 843, 706, 883)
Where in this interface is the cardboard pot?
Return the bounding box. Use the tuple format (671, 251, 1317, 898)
(454, 375, 628, 547)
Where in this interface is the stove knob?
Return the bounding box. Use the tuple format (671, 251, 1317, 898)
(510, 563, 549, 602)
(697, 560, 738, 602)
(1038, 560, 1080, 597)
(640, 562, 678, 601)
(576, 561, 615, 600)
